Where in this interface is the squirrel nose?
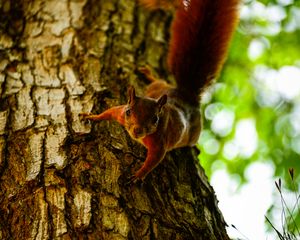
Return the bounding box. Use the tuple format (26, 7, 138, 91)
(134, 127, 142, 135)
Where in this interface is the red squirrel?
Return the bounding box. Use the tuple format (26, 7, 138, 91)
(80, 0, 240, 182)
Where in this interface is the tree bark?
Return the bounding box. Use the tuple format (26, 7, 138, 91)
(0, 0, 229, 239)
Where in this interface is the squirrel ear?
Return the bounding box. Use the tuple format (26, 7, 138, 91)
(157, 94, 167, 110)
(127, 85, 136, 105)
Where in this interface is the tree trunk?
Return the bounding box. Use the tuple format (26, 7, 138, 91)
(0, 0, 229, 239)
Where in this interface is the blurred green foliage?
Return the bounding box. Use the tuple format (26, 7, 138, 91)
(199, 0, 300, 233)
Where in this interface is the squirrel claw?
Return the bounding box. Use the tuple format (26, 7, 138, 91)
(126, 175, 142, 186)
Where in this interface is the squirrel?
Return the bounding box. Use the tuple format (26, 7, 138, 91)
(80, 0, 240, 182)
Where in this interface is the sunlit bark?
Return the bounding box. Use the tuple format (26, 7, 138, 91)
(0, 0, 229, 239)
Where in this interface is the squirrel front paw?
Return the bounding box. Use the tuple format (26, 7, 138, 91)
(79, 112, 99, 121)
(79, 112, 91, 120)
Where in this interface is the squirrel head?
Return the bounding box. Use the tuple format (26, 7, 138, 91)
(124, 86, 167, 139)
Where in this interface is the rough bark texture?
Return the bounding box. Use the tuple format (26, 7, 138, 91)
(0, 0, 229, 239)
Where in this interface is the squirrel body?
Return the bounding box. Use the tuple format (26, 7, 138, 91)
(81, 0, 240, 182)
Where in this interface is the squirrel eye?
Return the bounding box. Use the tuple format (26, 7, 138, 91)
(152, 116, 158, 124)
(125, 109, 131, 116)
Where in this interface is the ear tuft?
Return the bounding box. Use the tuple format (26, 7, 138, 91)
(127, 85, 136, 105)
(157, 94, 167, 110)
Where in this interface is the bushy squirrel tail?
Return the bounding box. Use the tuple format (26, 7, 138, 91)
(139, 0, 240, 103)
(168, 0, 240, 102)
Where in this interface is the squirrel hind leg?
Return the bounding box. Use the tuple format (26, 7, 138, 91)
(146, 80, 173, 99)
(138, 65, 173, 98)
(138, 66, 159, 83)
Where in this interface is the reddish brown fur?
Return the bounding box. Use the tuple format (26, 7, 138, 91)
(168, 0, 240, 100)
(81, 0, 240, 182)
